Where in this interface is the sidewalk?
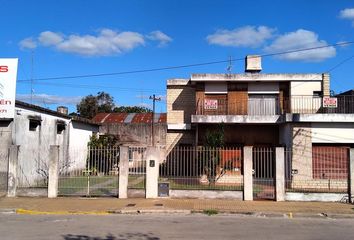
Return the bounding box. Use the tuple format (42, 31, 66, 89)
(1, 197, 354, 217)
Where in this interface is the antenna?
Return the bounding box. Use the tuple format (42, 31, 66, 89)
(30, 51, 35, 104)
(226, 56, 233, 74)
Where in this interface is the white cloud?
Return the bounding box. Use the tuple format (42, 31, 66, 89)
(17, 93, 82, 105)
(147, 30, 173, 47)
(38, 31, 63, 46)
(19, 37, 37, 50)
(339, 8, 354, 26)
(206, 26, 275, 48)
(56, 29, 145, 56)
(264, 29, 336, 62)
(19, 28, 172, 56)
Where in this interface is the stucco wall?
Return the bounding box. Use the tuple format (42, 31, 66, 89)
(99, 123, 166, 147)
(14, 107, 70, 187)
(292, 124, 313, 182)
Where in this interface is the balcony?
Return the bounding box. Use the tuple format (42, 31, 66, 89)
(192, 95, 354, 124)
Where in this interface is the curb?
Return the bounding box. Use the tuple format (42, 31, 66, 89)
(15, 208, 111, 215)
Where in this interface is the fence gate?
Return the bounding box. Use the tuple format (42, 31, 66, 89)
(58, 147, 120, 197)
(127, 147, 146, 198)
(0, 147, 9, 197)
(253, 147, 275, 200)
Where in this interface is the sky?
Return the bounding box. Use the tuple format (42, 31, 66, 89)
(1, 0, 354, 113)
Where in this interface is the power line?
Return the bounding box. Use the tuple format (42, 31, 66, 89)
(18, 81, 165, 93)
(17, 40, 354, 83)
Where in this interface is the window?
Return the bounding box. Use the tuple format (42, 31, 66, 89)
(57, 123, 66, 134)
(29, 119, 40, 131)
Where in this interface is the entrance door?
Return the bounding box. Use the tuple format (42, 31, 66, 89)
(252, 147, 275, 200)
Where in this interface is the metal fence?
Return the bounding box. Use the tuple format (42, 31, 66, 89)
(58, 146, 120, 197)
(128, 147, 147, 190)
(160, 146, 243, 191)
(285, 147, 349, 193)
(252, 147, 275, 200)
(0, 147, 9, 196)
(196, 95, 354, 115)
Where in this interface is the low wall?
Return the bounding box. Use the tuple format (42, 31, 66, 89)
(16, 188, 48, 197)
(169, 190, 243, 199)
(285, 192, 348, 202)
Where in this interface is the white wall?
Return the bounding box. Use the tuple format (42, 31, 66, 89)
(311, 123, 354, 143)
(312, 123, 354, 143)
(68, 121, 98, 171)
(291, 81, 321, 96)
(13, 106, 98, 186)
(14, 107, 70, 187)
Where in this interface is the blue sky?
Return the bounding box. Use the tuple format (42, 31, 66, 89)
(1, 0, 354, 113)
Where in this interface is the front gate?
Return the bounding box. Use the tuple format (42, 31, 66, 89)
(253, 147, 275, 200)
(58, 146, 120, 197)
(127, 147, 146, 198)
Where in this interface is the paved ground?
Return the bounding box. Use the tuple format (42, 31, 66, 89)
(1, 213, 354, 240)
(0, 197, 354, 216)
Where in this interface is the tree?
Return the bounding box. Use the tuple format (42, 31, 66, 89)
(113, 106, 152, 113)
(199, 123, 225, 185)
(76, 92, 114, 119)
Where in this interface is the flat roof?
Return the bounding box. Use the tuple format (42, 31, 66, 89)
(190, 73, 323, 82)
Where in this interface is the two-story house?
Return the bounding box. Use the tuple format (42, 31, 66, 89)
(167, 55, 354, 193)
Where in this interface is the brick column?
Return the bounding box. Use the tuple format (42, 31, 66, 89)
(48, 145, 59, 198)
(322, 73, 330, 96)
(243, 146, 253, 201)
(119, 146, 129, 199)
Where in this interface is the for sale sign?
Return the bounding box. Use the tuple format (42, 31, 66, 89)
(204, 99, 218, 110)
(323, 97, 337, 108)
(0, 59, 18, 119)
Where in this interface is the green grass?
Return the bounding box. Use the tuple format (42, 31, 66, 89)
(58, 176, 118, 196)
(203, 209, 219, 216)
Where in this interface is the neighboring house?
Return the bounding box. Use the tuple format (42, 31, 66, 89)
(92, 112, 166, 148)
(167, 55, 354, 191)
(92, 112, 167, 167)
(0, 100, 99, 195)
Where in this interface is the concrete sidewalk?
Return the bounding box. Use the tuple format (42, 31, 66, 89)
(0, 197, 354, 217)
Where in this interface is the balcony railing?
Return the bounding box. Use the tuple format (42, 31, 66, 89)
(196, 95, 354, 115)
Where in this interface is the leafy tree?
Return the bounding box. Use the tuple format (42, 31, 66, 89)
(200, 123, 225, 185)
(113, 106, 152, 113)
(76, 92, 114, 119)
(87, 134, 119, 174)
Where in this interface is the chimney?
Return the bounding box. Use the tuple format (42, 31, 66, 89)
(245, 55, 262, 73)
(57, 106, 68, 115)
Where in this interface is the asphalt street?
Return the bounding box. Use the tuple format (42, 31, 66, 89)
(1, 213, 354, 240)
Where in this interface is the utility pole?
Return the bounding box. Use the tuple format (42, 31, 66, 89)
(149, 94, 161, 146)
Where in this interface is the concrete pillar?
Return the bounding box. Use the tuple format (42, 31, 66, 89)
(146, 146, 160, 198)
(349, 148, 354, 204)
(48, 145, 59, 198)
(243, 146, 253, 201)
(119, 146, 129, 199)
(7, 145, 18, 197)
(275, 147, 285, 202)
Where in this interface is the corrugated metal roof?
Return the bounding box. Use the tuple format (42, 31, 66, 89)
(92, 113, 166, 124)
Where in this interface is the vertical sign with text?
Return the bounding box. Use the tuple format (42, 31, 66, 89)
(0, 59, 18, 119)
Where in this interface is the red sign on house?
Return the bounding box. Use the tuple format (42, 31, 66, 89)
(204, 99, 218, 110)
(323, 97, 337, 108)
